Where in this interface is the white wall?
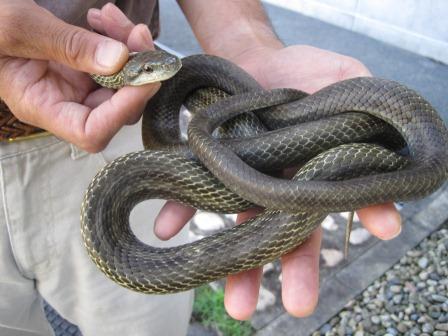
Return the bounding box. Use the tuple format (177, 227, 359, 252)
(263, 0, 448, 64)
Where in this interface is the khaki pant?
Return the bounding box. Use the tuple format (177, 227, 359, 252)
(0, 123, 193, 336)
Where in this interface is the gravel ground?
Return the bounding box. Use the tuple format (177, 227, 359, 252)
(312, 222, 448, 336)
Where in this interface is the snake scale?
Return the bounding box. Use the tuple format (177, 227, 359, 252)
(81, 49, 448, 294)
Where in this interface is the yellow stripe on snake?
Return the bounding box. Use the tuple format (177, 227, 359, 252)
(81, 49, 448, 294)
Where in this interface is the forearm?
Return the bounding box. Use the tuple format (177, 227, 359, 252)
(176, 0, 283, 61)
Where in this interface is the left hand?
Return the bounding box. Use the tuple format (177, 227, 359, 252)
(227, 45, 402, 319)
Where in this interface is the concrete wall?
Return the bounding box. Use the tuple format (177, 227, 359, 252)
(263, 0, 448, 64)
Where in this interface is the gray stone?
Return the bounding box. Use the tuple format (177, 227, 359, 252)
(418, 257, 429, 268)
(321, 248, 344, 267)
(256, 286, 276, 311)
(419, 271, 429, 280)
(349, 228, 371, 245)
(392, 294, 403, 304)
(321, 215, 338, 231)
(436, 323, 448, 332)
(386, 328, 398, 336)
(422, 323, 434, 333)
(434, 331, 448, 336)
(440, 314, 448, 323)
(397, 322, 409, 333)
(371, 315, 380, 325)
(389, 285, 402, 293)
(432, 295, 448, 303)
(430, 306, 443, 319)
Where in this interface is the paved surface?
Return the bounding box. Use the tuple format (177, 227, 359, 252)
(45, 2, 448, 335)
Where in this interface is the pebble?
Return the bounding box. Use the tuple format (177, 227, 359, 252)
(256, 286, 276, 310)
(397, 322, 409, 333)
(386, 328, 398, 336)
(371, 315, 380, 324)
(309, 225, 448, 336)
(432, 295, 448, 303)
(419, 271, 429, 280)
(349, 228, 371, 245)
(321, 215, 338, 231)
(418, 257, 429, 268)
(434, 331, 448, 336)
(321, 248, 344, 267)
(430, 306, 442, 319)
(392, 294, 403, 304)
(422, 323, 434, 333)
(436, 323, 448, 332)
(389, 285, 402, 293)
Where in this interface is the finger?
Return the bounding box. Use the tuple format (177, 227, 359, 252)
(88, 3, 135, 44)
(223, 208, 263, 320)
(0, 2, 128, 74)
(224, 268, 263, 320)
(83, 87, 114, 109)
(281, 227, 322, 317)
(86, 8, 106, 35)
(154, 201, 196, 240)
(356, 203, 402, 240)
(20, 79, 158, 152)
(127, 24, 155, 52)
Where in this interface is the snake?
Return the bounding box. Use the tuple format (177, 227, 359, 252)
(81, 49, 448, 294)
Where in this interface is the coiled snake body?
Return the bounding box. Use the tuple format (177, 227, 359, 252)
(81, 50, 448, 294)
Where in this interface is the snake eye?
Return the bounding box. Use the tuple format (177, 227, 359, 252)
(143, 64, 154, 73)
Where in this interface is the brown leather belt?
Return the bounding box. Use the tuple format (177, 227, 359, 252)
(0, 101, 50, 142)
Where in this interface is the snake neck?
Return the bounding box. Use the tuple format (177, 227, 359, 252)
(90, 72, 125, 89)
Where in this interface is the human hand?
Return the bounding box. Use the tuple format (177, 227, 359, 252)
(224, 45, 403, 319)
(0, 1, 158, 152)
(155, 45, 402, 320)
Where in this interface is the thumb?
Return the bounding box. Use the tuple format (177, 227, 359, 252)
(0, 1, 128, 74)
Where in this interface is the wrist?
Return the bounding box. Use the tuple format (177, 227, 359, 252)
(202, 19, 283, 64)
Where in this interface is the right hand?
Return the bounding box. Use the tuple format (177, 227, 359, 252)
(0, 1, 159, 152)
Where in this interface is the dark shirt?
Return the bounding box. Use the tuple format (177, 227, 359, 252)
(36, 0, 159, 38)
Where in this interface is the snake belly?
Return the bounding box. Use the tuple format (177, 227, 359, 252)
(81, 54, 448, 294)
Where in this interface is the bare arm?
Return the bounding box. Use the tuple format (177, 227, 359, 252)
(177, 0, 283, 60)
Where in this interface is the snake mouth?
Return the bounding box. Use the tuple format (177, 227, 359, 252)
(157, 61, 183, 81)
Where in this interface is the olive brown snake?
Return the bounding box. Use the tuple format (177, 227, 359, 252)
(80, 49, 448, 294)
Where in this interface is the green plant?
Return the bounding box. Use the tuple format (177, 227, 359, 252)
(193, 285, 254, 336)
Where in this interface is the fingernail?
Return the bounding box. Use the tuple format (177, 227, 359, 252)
(96, 40, 125, 69)
(104, 2, 131, 27)
(88, 8, 101, 20)
(387, 211, 402, 239)
(389, 222, 402, 239)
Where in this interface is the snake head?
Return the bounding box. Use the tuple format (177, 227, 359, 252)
(123, 50, 182, 86)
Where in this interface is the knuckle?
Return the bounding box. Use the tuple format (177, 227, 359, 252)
(76, 133, 107, 153)
(57, 27, 89, 67)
